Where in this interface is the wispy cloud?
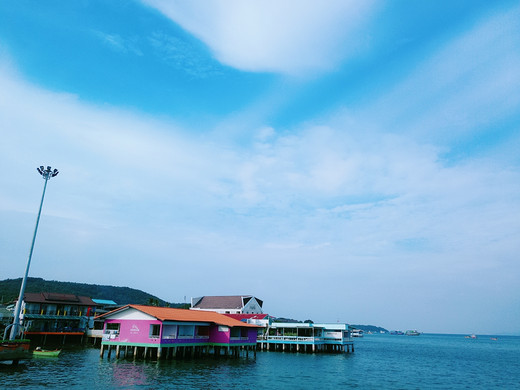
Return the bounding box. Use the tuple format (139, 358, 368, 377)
(93, 31, 144, 56)
(148, 31, 224, 78)
(142, 0, 378, 75)
(362, 5, 520, 148)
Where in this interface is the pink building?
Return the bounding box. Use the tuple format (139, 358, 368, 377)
(97, 304, 258, 359)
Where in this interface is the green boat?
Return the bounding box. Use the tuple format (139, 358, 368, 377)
(33, 348, 61, 357)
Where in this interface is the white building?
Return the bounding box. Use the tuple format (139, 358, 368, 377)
(190, 295, 263, 314)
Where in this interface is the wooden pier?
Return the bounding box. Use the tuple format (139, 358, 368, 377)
(99, 343, 257, 360)
(257, 339, 354, 353)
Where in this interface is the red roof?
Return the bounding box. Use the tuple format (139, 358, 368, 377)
(98, 305, 258, 328)
(223, 313, 268, 321)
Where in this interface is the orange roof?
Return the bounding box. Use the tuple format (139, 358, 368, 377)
(99, 304, 258, 328)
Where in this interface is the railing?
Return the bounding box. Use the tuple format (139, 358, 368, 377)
(24, 325, 86, 333)
(24, 310, 87, 317)
(102, 329, 119, 341)
(86, 329, 103, 338)
(258, 335, 353, 343)
(259, 336, 318, 342)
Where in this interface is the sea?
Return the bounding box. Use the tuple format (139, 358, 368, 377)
(2, 333, 520, 389)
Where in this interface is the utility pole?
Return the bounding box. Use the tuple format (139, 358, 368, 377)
(10, 166, 59, 340)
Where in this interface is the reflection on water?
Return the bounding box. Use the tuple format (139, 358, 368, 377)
(110, 361, 149, 387)
(1, 335, 520, 389)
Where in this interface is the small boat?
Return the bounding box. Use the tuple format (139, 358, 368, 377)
(33, 347, 61, 357)
(490, 337, 498, 341)
(0, 340, 31, 362)
(405, 330, 421, 336)
(464, 334, 477, 339)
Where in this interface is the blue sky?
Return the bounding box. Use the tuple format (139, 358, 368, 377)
(1, 0, 519, 334)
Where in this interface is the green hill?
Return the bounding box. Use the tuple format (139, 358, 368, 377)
(351, 324, 389, 333)
(0, 277, 186, 308)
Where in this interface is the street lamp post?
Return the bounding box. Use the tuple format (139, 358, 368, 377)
(9, 166, 59, 340)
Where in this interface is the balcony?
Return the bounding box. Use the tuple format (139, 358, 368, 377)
(86, 329, 103, 338)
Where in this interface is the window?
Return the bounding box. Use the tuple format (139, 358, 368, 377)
(45, 304, 57, 315)
(149, 324, 161, 338)
(25, 303, 39, 314)
(196, 326, 209, 337)
(104, 322, 120, 340)
(230, 327, 240, 338)
(162, 325, 177, 339)
(106, 323, 120, 331)
(178, 325, 194, 338)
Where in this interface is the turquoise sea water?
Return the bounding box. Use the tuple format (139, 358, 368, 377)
(2, 334, 519, 389)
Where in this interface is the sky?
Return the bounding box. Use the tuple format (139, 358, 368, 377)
(0, 0, 519, 335)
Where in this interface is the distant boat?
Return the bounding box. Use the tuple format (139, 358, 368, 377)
(405, 330, 421, 336)
(33, 347, 61, 357)
(390, 330, 404, 335)
(351, 329, 364, 337)
(464, 334, 477, 339)
(490, 337, 498, 341)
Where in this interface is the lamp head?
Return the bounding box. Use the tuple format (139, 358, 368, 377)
(37, 165, 59, 179)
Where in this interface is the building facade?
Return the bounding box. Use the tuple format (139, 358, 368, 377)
(19, 292, 98, 344)
(190, 295, 263, 314)
(258, 322, 354, 353)
(97, 304, 258, 359)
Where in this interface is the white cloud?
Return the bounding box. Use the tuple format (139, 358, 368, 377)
(2, 2, 520, 333)
(142, 0, 378, 75)
(363, 4, 520, 144)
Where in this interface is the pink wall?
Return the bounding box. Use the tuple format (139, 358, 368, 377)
(106, 319, 161, 344)
(104, 319, 257, 346)
(209, 325, 231, 344)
